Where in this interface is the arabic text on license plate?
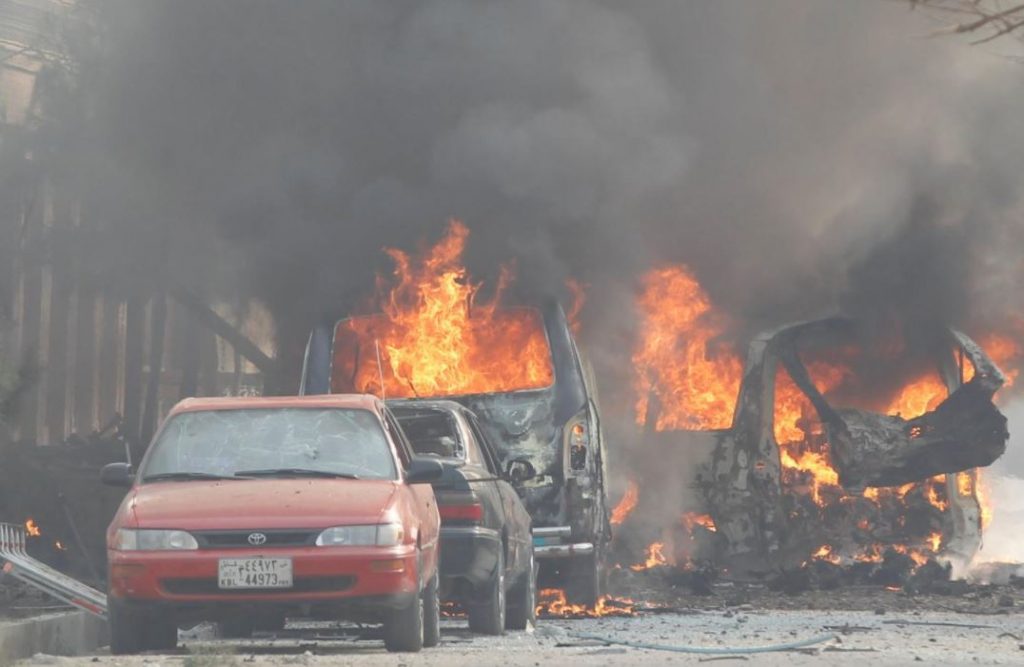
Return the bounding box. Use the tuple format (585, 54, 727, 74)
(218, 557, 293, 589)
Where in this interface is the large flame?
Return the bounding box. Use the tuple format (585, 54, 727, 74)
(331, 220, 554, 398)
(633, 265, 742, 430)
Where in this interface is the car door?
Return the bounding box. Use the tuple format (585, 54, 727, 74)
(453, 412, 507, 539)
(466, 412, 532, 581)
(383, 408, 440, 575)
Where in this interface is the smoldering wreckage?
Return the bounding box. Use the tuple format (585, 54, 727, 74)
(1, 218, 1022, 661)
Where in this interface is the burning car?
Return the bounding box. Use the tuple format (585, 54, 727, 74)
(302, 299, 611, 604)
(100, 395, 443, 654)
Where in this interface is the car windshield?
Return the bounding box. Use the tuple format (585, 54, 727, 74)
(392, 408, 465, 460)
(141, 408, 397, 481)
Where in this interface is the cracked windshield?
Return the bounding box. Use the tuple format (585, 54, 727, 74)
(141, 409, 396, 480)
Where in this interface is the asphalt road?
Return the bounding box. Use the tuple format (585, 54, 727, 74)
(14, 609, 1024, 666)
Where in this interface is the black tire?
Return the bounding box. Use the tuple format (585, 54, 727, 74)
(218, 616, 255, 639)
(383, 590, 424, 652)
(109, 599, 143, 655)
(109, 600, 177, 654)
(468, 547, 505, 635)
(144, 615, 178, 652)
(506, 547, 537, 631)
(565, 552, 603, 607)
(422, 570, 441, 648)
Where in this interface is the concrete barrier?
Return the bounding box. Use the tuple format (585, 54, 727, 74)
(0, 611, 107, 663)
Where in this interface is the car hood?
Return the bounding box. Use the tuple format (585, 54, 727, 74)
(124, 478, 399, 530)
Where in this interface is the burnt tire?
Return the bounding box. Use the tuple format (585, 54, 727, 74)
(506, 547, 537, 631)
(383, 590, 424, 652)
(254, 611, 287, 633)
(565, 552, 603, 607)
(218, 616, 255, 639)
(144, 615, 178, 652)
(422, 570, 441, 648)
(468, 547, 505, 635)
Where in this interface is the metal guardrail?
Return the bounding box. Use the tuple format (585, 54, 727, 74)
(0, 522, 107, 619)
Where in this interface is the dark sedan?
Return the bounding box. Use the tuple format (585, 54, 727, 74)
(388, 400, 536, 634)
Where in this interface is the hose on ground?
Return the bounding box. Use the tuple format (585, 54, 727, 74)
(568, 631, 838, 655)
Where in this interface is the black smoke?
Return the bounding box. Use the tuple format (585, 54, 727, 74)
(10, 0, 1024, 421)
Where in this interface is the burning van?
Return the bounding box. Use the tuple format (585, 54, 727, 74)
(300, 299, 611, 604)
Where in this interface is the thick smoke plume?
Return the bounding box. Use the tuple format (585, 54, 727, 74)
(7, 1, 1024, 456)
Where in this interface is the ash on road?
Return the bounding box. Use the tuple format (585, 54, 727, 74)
(16, 609, 1024, 666)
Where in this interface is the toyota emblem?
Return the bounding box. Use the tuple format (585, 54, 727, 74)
(247, 532, 268, 546)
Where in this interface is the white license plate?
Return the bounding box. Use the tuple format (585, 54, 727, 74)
(218, 557, 293, 589)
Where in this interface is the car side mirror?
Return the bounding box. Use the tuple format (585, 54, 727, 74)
(506, 458, 537, 485)
(101, 462, 134, 488)
(406, 456, 444, 484)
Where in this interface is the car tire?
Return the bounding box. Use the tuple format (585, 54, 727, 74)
(566, 552, 603, 607)
(218, 616, 255, 639)
(505, 547, 537, 630)
(383, 588, 424, 652)
(468, 547, 505, 635)
(108, 599, 143, 655)
(422, 570, 441, 648)
(144, 615, 178, 652)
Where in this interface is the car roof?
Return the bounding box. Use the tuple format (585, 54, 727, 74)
(386, 398, 467, 414)
(169, 394, 382, 416)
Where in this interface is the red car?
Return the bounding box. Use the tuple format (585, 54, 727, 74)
(100, 395, 443, 654)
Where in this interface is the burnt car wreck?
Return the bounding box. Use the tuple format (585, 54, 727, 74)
(634, 317, 1009, 578)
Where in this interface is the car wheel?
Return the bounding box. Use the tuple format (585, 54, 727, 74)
(143, 615, 178, 652)
(505, 547, 537, 630)
(468, 547, 505, 635)
(565, 552, 603, 607)
(218, 615, 255, 639)
(383, 587, 424, 652)
(108, 598, 143, 655)
(422, 570, 441, 648)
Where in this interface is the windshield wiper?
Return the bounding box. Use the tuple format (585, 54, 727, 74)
(142, 472, 240, 482)
(233, 468, 360, 479)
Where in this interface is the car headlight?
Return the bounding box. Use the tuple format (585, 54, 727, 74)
(114, 529, 198, 551)
(316, 523, 404, 547)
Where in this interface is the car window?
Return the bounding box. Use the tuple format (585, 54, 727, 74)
(142, 408, 397, 480)
(457, 415, 489, 468)
(392, 408, 465, 460)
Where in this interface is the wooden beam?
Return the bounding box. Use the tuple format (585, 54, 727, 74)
(168, 286, 277, 376)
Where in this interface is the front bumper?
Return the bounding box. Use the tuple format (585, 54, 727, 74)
(108, 545, 419, 608)
(438, 526, 501, 587)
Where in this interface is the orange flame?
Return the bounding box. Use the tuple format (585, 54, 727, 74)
(630, 541, 668, 571)
(633, 265, 742, 431)
(610, 481, 639, 527)
(682, 512, 717, 533)
(887, 375, 947, 418)
(535, 589, 637, 618)
(565, 278, 587, 335)
(24, 519, 41, 537)
(812, 544, 841, 564)
(331, 220, 553, 398)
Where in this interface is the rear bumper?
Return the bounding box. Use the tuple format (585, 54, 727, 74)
(108, 545, 420, 613)
(438, 526, 501, 586)
(532, 526, 594, 560)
